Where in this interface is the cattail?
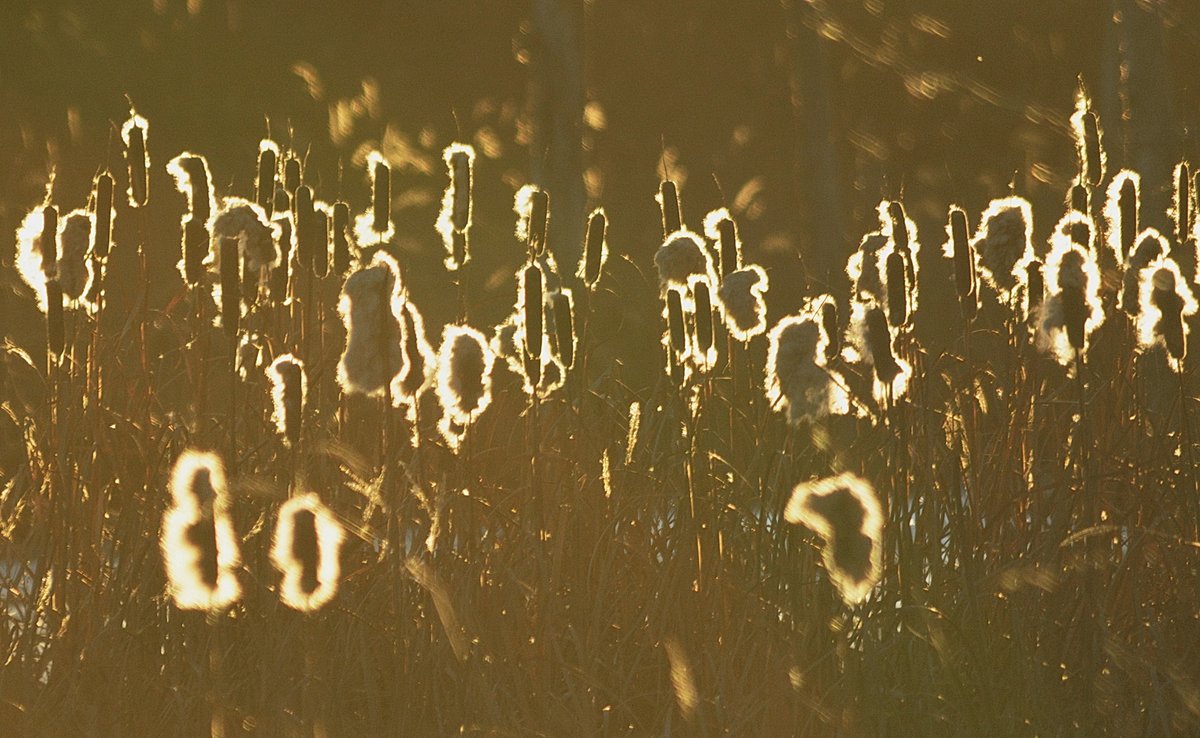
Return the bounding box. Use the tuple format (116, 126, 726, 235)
(1025, 259, 1044, 317)
(1104, 171, 1140, 264)
(658, 180, 682, 237)
(332, 201, 353, 276)
(522, 261, 544, 384)
(848, 202, 920, 314)
(312, 203, 330, 278)
(513, 184, 542, 248)
(528, 189, 549, 256)
(703, 208, 742, 277)
(256, 140, 279, 218)
(92, 172, 114, 260)
(353, 151, 395, 245)
(971, 196, 1035, 305)
(37, 205, 64, 357)
(549, 289, 576, 370)
(490, 309, 565, 399)
(716, 264, 769, 341)
(211, 198, 280, 325)
(161, 451, 241, 611)
(283, 155, 302, 196)
(819, 299, 841, 364)
(1175, 162, 1192, 246)
(864, 305, 901, 389)
(270, 493, 345, 612)
(293, 185, 316, 273)
(764, 313, 851, 424)
(394, 300, 436, 409)
(167, 153, 215, 285)
(1070, 84, 1105, 188)
(1121, 229, 1166, 315)
(887, 201, 910, 254)
(122, 111, 149, 207)
(841, 299, 910, 407)
(436, 143, 476, 270)
(655, 229, 716, 288)
(690, 278, 714, 368)
(435, 325, 495, 451)
(236, 332, 269, 381)
(219, 238, 241, 338)
(946, 206, 977, 319)
(666, 287, 687, 357)
(885, 250, 908, 328)
(579, 207, 608, 287)
(270, 211, 294, 303)
(266, 354, 306, 447)
(1037, 219, 1105, 367)
(1136, 256, 1198, 372)
(336, 251, 406, 397)
(784, 472, 882, 605)
(57, 209, 94, 310)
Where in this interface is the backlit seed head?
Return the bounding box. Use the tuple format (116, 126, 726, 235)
(270, 493, 345, 613)
(848, 202, 921, 316)
(1121, 228, 1167, 315)
(1136, 255, 1198, 372)
(1172, 162, 1192, 246)
(514, 184, 550, 256)
(209, 197, 281, 274)
(57, 209, 95, 311)
(971, 196, 1035, 305)
(657, 179, 682, 237)
(579, 207, 609, 287)
(91, 171, 114, 260)
(703, 207, 742, 277)
(436, 143, 476, 270)
(256, 139, 280, 217)
(765, 311, 852, 425)
(167, 153, 216, 284)
(1070, 83, 1105, 187)
(655, 229, 717, 289)
(1037, 220, 1105, 367)
(943, 206, 977, 318)
(337, 251, 407, 397)
(435, 324, 495, 452)
(162, 451, 241, 611)
(784, 472, 882, 606)
(394, 300, 437, 412)
(266, 354, 307, 447)
(353, 150, 395, 245)
(16, 204, 57, 313)
(716, 264, 769, 341)
(121, 111, 150, 208)
(1104, 170, 1140, 264)
(843, 299, 911, 406)
(549, 288, 577, 370)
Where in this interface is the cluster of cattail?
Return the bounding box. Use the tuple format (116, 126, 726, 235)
(784, 472, 883, 606)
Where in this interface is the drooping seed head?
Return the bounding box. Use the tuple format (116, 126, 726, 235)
(765, 311, 852, 425)
(1037, 220, 1105, 367)
(784, 472, 882, 606)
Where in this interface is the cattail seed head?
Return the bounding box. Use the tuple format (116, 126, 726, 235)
(219, 238, 241, 338)
(332, 201, 353, 276)
(270, 493, 345, 612)
(655, 229, 716, 289)
(657, 180, 682, 237)
(1037, 219, 1105, 366)
(92, 172, 114, 260)
(162, 450, 241, 611)
(784, 472, 882, 606)
(1070, 84, 1105, 187)
(580, 207, 608, 287)
(848, 202, 921, 315)
(337, 251, 407, 397)
(887, 201, 909, 254)
(57, 209, 94, 310)
(353, 150, 395, 245)
(703, 208, 742, 277)
(283, 155, 302, 196)
(312, 203, 330, 278)
(270, 211, 293, 303)
(885, 250, 909, 328)
(435, 324, 495, 451)
(1104, 170, 1140, 264)
(666, 286, 687, 356)
(1025, 259, 1044, 318)
(1137, 255, 1198, 372)
(293, 185, 316, 273)
(122, 112, 150, 208)
(167, 153, 216, 285)
(394, 300, 437, 409)
(764, 311, 851, 425)
(436, 143, 476, 270)
(1121, 228, 1166, 315)
(842, 299, 911, 406)
(971, 196, 1035, 306)
(16, 205, 55, 313)
(945, 206, 977, 319)
(819, 300, 841, 364)
(522, 262, 544, 382)
(1174, 162, 1192, 246)
(256, 140, 279, 218)
(716, 264, 769, 341)
(549, 289, 576, 370)
(690, 277, 714, 368)
(266, 354, 306, 447)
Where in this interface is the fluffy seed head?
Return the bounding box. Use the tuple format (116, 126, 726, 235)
(436, 143, 476, 270)
(266, 354, 307, 447)
(210, 197, 281, 273)
(352, 150, 395, 245)
(1104, 170, 1140, 264)
(1137, 255, 1198, 372)
(704, 207, 742, 276)
(785, 472, 882, 605)
(843, 299, 911, 406)
(162, 451, 241, 611)
(1037, 221, 1105, 366)
(716, 264, 769, 341)
(971, 196, 1035, 305)
(655, 229, 716, 289)
(436, 325, 495, 451)
(16, 205, 56, 313)
(167, 153, 216, 284)
(765, 311, 851, 425)
(394, 300, 437, 409)
(336, 251, 407, 397)
(270, 493, 345, 613)
(1121, 228, 1166, 315)
(57, 209, 95, 309)
(514, 184, 550, 256)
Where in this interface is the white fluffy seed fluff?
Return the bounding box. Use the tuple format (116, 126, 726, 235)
(210, 197, 281, 273)
(161, 450, 242, 611)
(717, 264, 769, 341)
(784, 472, 883, 606)
(513, 184, 539, 243)
(57, 209, 95, 310)
(846, 202, 921, 316)
(270, 493, 346, 613)
(15, 206, 53, 313)
(1036, 218, 1105, 367)
(435, 324, 495, 452)
(842, 298, 912, 406)
(336, 251, 407, 397)
(971, 196, 1035, 305)
(764, 311, 851, 425)
(1136, 255, 1198, 372)
(655, 229, 716, 289)
(436, 142, 476, 271)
